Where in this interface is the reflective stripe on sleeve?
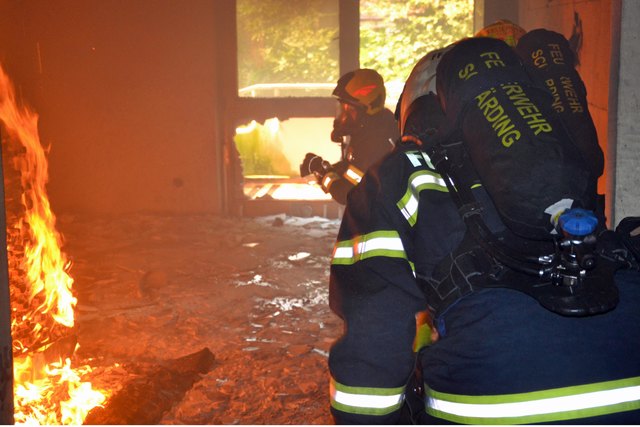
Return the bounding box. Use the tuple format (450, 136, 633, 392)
(331, 376, 405, 416)
(321, 171, 340, 193)
(331, 230, 407, 265)
(426, 376, 640, 424)
(397, 170, 448, 226)
(343, 164, 364, 185)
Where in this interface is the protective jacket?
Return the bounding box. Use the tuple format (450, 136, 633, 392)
(328, 139, 640, 424)
(320, 108, 398, 204)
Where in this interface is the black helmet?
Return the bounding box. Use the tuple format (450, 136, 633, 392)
(396, 46, 451, 135)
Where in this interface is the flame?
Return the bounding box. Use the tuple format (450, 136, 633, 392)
(13, 356, 106, 425)
(0, 65, 108, 423)
(0, 68, 75, 330)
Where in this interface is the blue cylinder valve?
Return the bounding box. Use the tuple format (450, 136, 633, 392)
(558, 208, 598, 237)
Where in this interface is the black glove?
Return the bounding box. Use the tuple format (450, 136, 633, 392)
(300, 153, 329, 178)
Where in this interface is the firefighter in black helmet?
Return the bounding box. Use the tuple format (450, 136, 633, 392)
(327, 28, 640, 425)
(300, 69, 398, 205)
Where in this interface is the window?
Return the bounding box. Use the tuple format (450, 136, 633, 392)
(236, 117, 338, 202)
(230, 0, 476, 211)
(360, 0, 475, 107)
(236, 0, 340, 98)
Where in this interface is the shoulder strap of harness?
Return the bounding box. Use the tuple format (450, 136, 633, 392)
(419, 141, 625, 318)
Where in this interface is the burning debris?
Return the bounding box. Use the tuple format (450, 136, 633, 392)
(1, 61, 341, 424)
(1, 65, 107, 424)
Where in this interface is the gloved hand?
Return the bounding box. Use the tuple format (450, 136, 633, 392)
(299, 152, 329, 178)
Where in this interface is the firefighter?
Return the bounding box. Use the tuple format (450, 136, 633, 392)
(474, 18, 526, 48)
(328, 36, 640, 424)
(299, 69, 398, 205)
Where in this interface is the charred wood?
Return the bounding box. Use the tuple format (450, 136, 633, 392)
(83, 347, 216, 425)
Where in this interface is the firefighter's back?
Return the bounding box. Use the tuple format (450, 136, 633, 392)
(419, 269, 640, 424)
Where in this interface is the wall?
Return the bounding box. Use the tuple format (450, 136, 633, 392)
(481, 0, 519, 29)
(0, 0, 222, 215)
(612, 0, 640, 225)
(2, 0, 636, 221)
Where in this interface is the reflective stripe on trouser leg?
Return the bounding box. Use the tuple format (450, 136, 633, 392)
(331, 376, 405, 416)
(425, 376, 640, 424)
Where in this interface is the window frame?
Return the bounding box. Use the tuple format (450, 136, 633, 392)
(230, 0, 359, 124)
(214, 0, 359, 214)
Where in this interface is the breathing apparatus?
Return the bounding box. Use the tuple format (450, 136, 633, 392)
(400, 40, 623, 317)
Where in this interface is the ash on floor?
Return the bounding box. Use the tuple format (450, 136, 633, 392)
(57, 213, 342, 425)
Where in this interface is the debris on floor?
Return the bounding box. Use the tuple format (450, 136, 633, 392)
(57, 213, 341, 424)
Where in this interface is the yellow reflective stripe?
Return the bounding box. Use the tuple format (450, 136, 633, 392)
(321, 171, 340, 192)
(332, 230, 407, 265)
(413, 323, 433, 352)
(397, 170, 448, 226)
(426, 376, 640, 424)
(344, 164, 363, 185)
(331, 377, 405, 416)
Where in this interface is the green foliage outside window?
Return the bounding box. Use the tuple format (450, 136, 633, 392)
(234, 120, 294, 176)
(236, 0, 474, 97)
(360, 0, 475, 84)
(237, 0, 340, 93)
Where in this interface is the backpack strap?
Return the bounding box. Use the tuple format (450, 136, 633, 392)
(422, 140, 621, 318)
